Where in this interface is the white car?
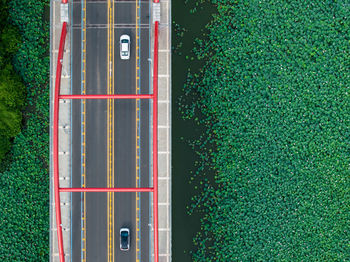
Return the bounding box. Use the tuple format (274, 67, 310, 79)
(120, 35, 130, 60)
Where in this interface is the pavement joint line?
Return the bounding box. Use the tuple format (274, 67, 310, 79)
(158, 125, 169, 128)
(52, 49, 71, 53)
(54, 254, 71, 258)
(158, 100, 169, 103)
(158, 151, 170, 154)
(158, 177, 169, 180)
(59, 152, 70, 155)
(59, 100, 71, 103)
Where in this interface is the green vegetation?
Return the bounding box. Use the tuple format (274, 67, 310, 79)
(0, 1, 25, 162)
(180, 1, 350, 261)
(0, 0, 50, 260)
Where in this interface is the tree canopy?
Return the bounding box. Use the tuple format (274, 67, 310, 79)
(0, 0, 25, 162)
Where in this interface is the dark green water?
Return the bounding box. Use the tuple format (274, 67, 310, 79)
(172, 1, 216, 261)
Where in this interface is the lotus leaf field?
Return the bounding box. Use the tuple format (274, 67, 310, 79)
(0, 0, 50, 260)
(180, 1, 350, 261)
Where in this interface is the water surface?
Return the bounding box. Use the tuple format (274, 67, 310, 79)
(172, 1, 216, 260)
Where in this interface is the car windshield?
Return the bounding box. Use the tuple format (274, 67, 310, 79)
(121, 39, 129, 43)
(121, 231, 128, 244)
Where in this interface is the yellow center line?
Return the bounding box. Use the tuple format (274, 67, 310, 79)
(112, 0, 115, 260)
(82, 0, 87, 261)
(107, 0, 111, 261)
(135, 0, 141, 261)
(107, 0, 115, 261)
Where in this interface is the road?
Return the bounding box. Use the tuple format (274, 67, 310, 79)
(71, 0, 151, 261)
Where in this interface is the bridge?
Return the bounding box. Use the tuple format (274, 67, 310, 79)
(50, 0, 170, 261)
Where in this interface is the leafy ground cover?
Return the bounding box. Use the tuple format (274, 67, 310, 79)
(0, 0, 25, 161)
(0, 0, 50, 260)
(180, 1, 350, 261)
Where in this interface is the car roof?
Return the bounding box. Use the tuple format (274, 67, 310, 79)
(121, 43, 128, 52)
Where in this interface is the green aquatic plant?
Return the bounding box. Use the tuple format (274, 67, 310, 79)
(180, 0, 350, 261)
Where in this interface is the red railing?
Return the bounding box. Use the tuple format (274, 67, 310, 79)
(53, 1, 160, 262)
(153, 17, 160, 262)
(53, 20, 67, 261)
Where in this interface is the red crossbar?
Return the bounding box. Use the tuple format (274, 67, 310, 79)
(59, 94, 153, 99)
(60, 187, 153, 192)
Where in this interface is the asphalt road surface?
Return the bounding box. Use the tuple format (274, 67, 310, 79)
(71, 0, 151, 261)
